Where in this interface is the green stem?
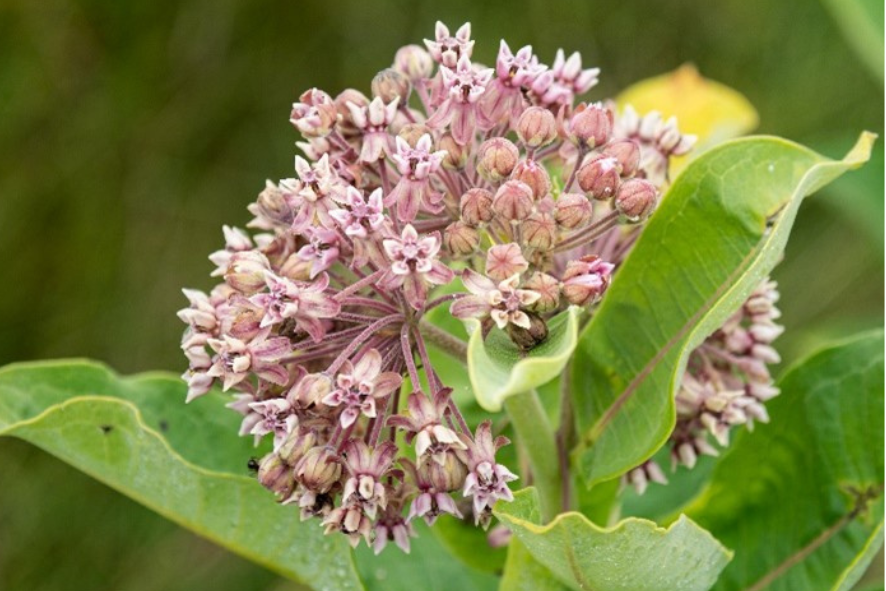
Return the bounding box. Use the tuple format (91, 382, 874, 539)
(504, 389, 562, 521)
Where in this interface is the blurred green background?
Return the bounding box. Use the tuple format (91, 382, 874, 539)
(0, 0, 882, 589)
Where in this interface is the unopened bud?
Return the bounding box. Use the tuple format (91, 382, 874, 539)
(516, 106, 558, 148)
(258, 453, 296, 498)
(421, 451, 468, 492)
(225, 252, 269, 294)
(506, 312, 549, 351)
(522, 213, 557, 250)
(615, 178, 658, 222)
(278, 430, 317, 467)
(443, 221, 480, 255)
(554, 193, 592, 228)
(570, 103, 612, 147)
(288, 372, 333, 407)
(460, 188, 494, 225)
(335, 89, 370, 136)
(290, 89, 338, 139)
(439, 134, 467, 169)
(372, 68, 412, 104)
(477, 138, 519, 182)
(511, 159, 551, 200)
(394, 44, 434, 81)
(485, 243, 529, 282)
(603, 139, 641, 178)
(295, 447, 342, 493)
(577, 155, 620, 201)
(492, 180, 534, 221)
(562, 255, 614, 306)
(398, 123, 432, 148)
(522, 272, 560, 313)
(252, 181, 293, 226)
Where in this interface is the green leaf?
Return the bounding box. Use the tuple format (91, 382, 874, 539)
(686, 331, 885, 591)
(500, 538, 571, 591)
(0, 360, 364, 591)
(571, 132, 876, 486)
(465, 306, 582, 412)
(494, 487, 732, 591)
(354, 520, 500, 591)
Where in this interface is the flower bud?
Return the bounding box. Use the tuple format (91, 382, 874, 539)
(290, 89, 338, 139)
(522, 272, 560, 313)
(511, 159, 551, 199)
(258, 452, 296, 498)
(278, 430, 317, 467)
(421, 451, 468, 492)
(615, 178, 658, 222)
(443, 221, 480, 255)
(562, 255, 614, 306)
(371, 68, 412, 104)
(516, 106, 558, 148)
(393, 44, 434, 81)
(477, 138, 519, 182)
(288, 372, 333, 407)
(398, 123, 432, 148)
(492, 180, 534, 221)
(506, 312, 549, 351)
(252, 181, 293, 226)
(459, 188, 494, 225)
(335, 89, 369, 136)
(603, 139, 641, 178)
(439, 133, 467, 169)
(522, 213, 557, 250)
(554, 193, 592, 228)
(486, 243, 529, 281)
(224, 251, 269, 294)
(295, 446, 342, 494)
(577, 155, 620, 201)
(570, 102, 612, 147)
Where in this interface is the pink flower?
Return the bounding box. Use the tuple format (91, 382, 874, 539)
(250, 272, 340, 342)
(562, 255, 614, 306)
(451, 270, 541, 330)
(341, 440, 399, 518)
(205, 331, 291, 391)
(402, 458, 464, 525)
(460, 421, 517, 528)
(426, 56, 493, 145)
(388, 389, 467, 467)
(531, 49, 599, 107)
(347, 96, 400, 163)
(387, 134, 447, 221)
(283, 154, 344, 232)
(321, 349, 403, 428)
(296, 226, 340, 278)
(329, 186, 386, 239)
(424, 21, 474, 68)
(481, 41, 545, 126)
(290, 88, 338, 138)
(238, 398, 297, 448)
(380, 225, 454, 310)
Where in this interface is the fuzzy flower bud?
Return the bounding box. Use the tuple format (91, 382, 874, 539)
(225, 251, 270, 294)
(394, 44, 434, 81)
(398, 123, 433, 148)
(258, 452, 296, 499)
(562, 255, 614, 306)
(439, 133, 467, 169)
(459, 188, 494, 225)
(372, 68, 412, 104)
(554, 192, 593, 228)
(603, 139, 641, 178)
(522, 212, 558, 250)
(444, 221, 480, 255)
(295, 447, 343, 494)
(522, 272, 560, 313)
(570, 102, 612, 147)
(477, 138, 519, 182)
(510, 159, 551, 200)
(485, 243, 529, 282)
(615, 178, 658, 222)
(516, 106, 558, 148)
(492, 180, 534, 221)
(577, 155, 621, 201)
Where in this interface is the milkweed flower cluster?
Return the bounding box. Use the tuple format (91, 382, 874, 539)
(177, 20, 774, 549)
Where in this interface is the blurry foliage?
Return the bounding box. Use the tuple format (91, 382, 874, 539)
(0, 0, 881, 589)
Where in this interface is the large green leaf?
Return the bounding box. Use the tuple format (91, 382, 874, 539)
(465, 306, 582, 412)
(571, 132, 876, 486)
(686, 331, 885, 591)
(0, 360, 364, 591)
(494, 487, 732, 591)
(500, 538, 571, 591)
